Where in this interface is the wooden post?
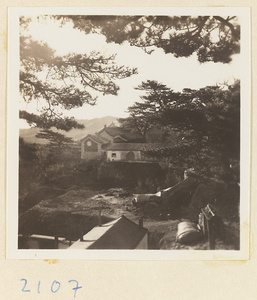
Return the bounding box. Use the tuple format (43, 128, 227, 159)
(201, 204, 216, 250)
(54, 236, 59, 249)
(79, 221, 84, 241)
(98, 208, 102, 227)
(206, 219, 215, 250)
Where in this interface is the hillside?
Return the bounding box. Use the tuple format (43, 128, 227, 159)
(19, 116, 118, 144)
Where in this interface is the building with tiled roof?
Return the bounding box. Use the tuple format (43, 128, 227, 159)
(105, 143, 173, 162)
(80, 124, 167, 162)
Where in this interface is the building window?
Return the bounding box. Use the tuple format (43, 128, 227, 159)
(87, 140, 92, 146)
(111, 153, 116, 158)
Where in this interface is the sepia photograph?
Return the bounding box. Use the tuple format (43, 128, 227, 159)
(7, 7, 250, 259)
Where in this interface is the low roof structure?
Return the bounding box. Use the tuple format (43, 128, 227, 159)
(105, 143, 174, 151)
(69, 215, 148, 250)
(106, 143, 149, 151)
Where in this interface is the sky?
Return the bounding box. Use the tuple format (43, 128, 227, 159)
(20, 16, 241, 128)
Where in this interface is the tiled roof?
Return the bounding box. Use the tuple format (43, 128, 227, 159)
(121, 132, 145, 142)
(98, 126, 124, 136)
(105, 143, 147, 151)
(105, 143, 173, 151)
(81, 134, 109, 144)
(98, 127, 145, 142)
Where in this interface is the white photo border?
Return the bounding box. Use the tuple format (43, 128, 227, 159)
(7, 6, 251, 260)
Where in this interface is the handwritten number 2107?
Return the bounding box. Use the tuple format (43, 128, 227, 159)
(21, 279, 82, 298)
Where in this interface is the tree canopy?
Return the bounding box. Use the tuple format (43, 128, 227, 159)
(123, 80, 240, 183)
(119, 81, 179, 136)
(56, 15, 240, 63)
(20, 15, 240, 131)
(35, 129, 74, 148)
(19, 18, 137, 130)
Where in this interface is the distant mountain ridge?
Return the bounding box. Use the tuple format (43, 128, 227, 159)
(19, 116, 118, 144)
